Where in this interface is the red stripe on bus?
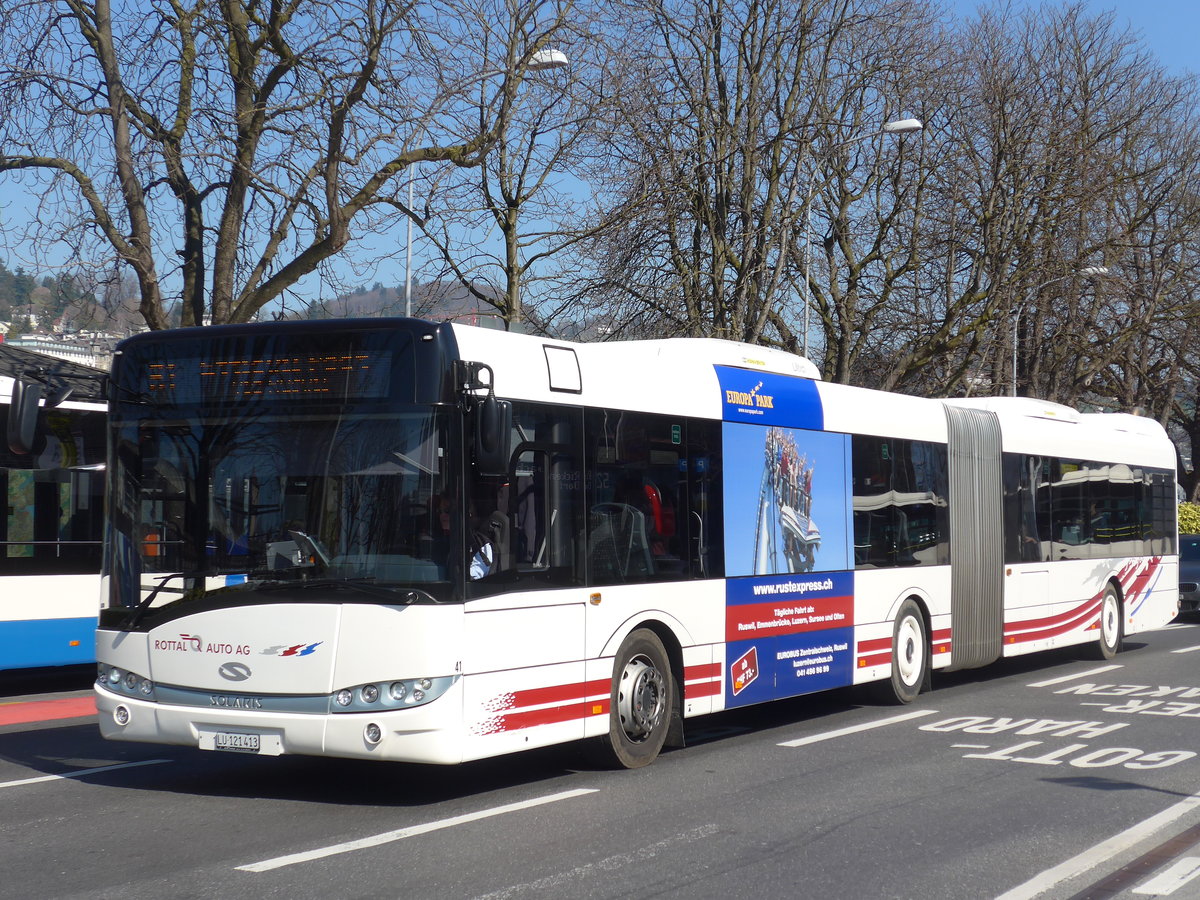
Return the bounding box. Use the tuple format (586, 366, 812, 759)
(857, 637, 891, 654)
(1006, 600, 1103, 645)
(498, 678, 610, 712)
(495, 699, 610, 732)
(0, 696, 96, 726)
(1004, 595, 1102, 636)
(684, 662, 721, 680)
(1122, 557, 1161, 602)
(685, 680, 722, 699)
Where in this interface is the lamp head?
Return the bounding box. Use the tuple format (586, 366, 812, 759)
(881, 118, 923, 134)
(529, 48, 569, 71)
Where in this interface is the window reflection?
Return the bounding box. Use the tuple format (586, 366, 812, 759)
(1003, 453, 1175, 562)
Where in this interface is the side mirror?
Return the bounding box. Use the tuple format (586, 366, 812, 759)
(474, 393, 512, 477)
(7, 379, 42, 455)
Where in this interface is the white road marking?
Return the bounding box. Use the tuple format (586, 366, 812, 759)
(237, 788, 599, 873)
(1170, 645, 1200, 654)
(995, 790, 1200, 900)
(777, 709, 939, 748)
(0, 758, 170, 790)
(1027, 665, 1123, 688)
(1133, 857, 1200, 896)
(473, 824, 721, 899)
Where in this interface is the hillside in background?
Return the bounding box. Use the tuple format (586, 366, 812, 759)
(298, 279, 509, 329)
(0, 259, 141, 336)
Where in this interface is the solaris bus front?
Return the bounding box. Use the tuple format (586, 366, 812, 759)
(95, 319, 513, 764)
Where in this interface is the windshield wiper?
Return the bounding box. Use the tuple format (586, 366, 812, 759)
(124, 571, 208, 630)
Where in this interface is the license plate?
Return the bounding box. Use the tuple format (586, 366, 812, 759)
(213, 731, 261, 753)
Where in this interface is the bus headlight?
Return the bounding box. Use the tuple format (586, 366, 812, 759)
(114, 705, 131, 726)
(97, 664, 156, 701)
(331, 675, 457, 712)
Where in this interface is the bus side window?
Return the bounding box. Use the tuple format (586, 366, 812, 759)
(584, 409, 691, 585)
(1003, 454, 1048, 564)
(687, 418, 723, 580)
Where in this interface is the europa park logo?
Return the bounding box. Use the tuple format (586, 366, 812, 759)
(724, 381, 775, 411)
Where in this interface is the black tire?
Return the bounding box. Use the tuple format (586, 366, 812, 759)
(1094, 583, 1123, 660)
(599, 629, 674, 769)
(872, 598, 928, 704)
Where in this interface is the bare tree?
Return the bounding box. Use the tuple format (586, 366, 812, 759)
(395, 10, 609, 332)
(0, 0, 575, 328)
(569, 0, 853, 342)
(893, 4, 1200, 407)
(565, 0, 944, 356)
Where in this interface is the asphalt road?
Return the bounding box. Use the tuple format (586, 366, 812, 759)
(6, 622, 1200, 900)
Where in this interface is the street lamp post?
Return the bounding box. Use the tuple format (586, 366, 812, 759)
(404, 171, 415, 317)
(1010, 265, 1110, 397)
(802, 118, 923, 360)
(402, 46, 569, 322)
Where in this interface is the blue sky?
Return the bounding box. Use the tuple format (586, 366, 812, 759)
(951, 1, 1197, 76)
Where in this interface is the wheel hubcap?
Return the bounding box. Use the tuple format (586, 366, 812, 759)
(617, 654, 666, 742)
(1102, 595, 1118, 646)
(896, 616, 924, 687)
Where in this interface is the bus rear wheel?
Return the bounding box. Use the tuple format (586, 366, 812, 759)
(600, 629, 673, 769)
(872, 598, 928, 704)
(1095, 584, 1123, 660)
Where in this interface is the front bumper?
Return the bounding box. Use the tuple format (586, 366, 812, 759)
(94, 681, 467, 765)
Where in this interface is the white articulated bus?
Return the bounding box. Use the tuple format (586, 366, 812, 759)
(1, 373, 106, 671)
(90, 319, 1178, 767)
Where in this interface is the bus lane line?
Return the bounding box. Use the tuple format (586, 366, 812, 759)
(1027, 665, 1123, 688)
(1170, 645, 1200, 654)
(777, 708, 939, 748)
(995, 789, 1200, 900)
(236, 788, 599, 873)
(0, 758, 171, 790)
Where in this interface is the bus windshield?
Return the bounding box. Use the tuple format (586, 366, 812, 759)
(109, 407, 453, 606)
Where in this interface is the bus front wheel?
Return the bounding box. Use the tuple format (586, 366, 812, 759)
(600, 629, 673, 769)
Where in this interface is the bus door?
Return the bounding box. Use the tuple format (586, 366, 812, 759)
(1001, 454, 1052, 634)
(461, 404, 589, 754)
